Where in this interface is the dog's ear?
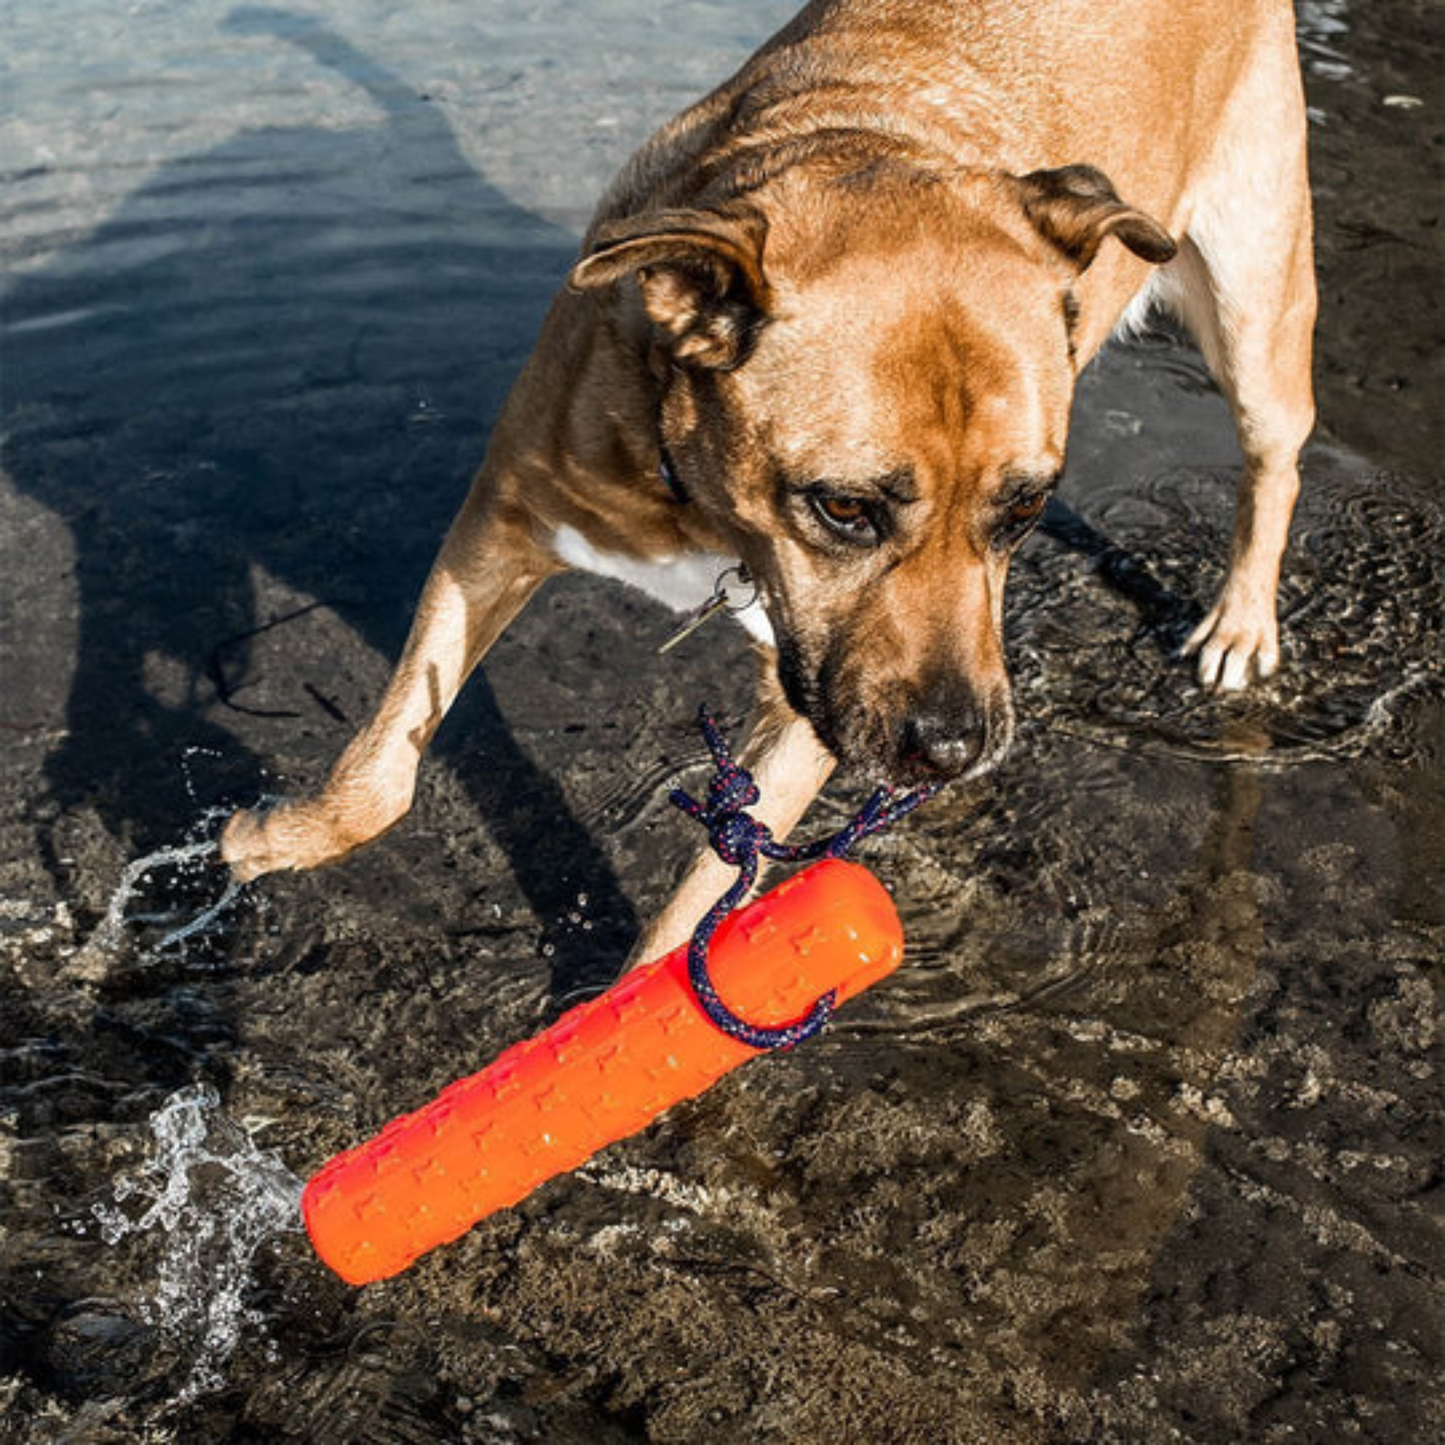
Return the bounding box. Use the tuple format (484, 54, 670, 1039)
(1016, 165, 1177, 270)
(568, 208, 769, 370)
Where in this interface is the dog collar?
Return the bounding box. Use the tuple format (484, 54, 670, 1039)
(658, 442, 689, 504)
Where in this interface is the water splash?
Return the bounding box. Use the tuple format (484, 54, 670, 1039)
(92, 1084, 304, 1400)
(1297, 0, 1355, 81)
(75, 805, 268, 978)
(149, 871, 246, 955)
(88, 835, 226, 954)
(179, 745, 227, 807)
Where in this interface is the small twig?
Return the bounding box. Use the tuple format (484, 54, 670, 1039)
(206, 603, 326, 717)
(302, 681, 349, 723)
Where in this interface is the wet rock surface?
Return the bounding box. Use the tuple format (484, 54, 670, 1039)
(2, 3, 1440, 1440)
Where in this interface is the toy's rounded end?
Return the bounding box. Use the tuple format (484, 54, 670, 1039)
(701, 857, 904, 1024)
(302, 1172, 388, 1285)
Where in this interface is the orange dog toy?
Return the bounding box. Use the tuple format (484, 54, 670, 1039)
(302, 858, 903, 1284)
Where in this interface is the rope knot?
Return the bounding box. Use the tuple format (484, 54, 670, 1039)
(667, 706, 939, 1052)
(705, 767, 760, 815)
(668, 711, 774, 876)
(707, 809, 771, 868)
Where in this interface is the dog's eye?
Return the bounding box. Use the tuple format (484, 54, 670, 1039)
(996, 490, 1049, 546)
(810, 492, 879, 542)
(1009, 493, 1047, 526)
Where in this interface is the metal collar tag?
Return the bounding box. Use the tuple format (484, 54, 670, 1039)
(657, 565, 757, 654)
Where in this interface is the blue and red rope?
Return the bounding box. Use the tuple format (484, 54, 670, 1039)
(670, 707, 938, 1051)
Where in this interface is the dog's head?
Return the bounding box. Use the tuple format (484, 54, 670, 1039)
(571, 162, 1174, 783)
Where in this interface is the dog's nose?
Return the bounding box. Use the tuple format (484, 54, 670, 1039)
(897, 707, 987, 780)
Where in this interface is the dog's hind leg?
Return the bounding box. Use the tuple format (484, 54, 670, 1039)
(221, 487, 557, 881)
(625, 673, 836, 969)
(1174, 40, 1317, 691)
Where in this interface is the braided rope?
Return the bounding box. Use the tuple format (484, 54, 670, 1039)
(669, 707, 939, 1051)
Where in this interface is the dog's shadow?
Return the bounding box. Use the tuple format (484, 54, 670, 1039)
(2, 7, 635, 1001)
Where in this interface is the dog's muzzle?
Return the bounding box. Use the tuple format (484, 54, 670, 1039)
(779, 636, 1015, 784)
(892, 686, 1015, 784)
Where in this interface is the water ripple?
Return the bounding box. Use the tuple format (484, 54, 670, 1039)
(1009, 466, 1444, 768)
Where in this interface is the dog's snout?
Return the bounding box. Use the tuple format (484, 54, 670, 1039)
(888, 672, 1015, 782)
(898, 706, 986, 781)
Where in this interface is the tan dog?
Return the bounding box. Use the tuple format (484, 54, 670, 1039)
(222, 0, 1315, 962)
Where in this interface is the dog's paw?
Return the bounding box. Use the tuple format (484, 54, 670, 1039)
(1180, 593, 1280, 693)
(220, 801, 347, 882)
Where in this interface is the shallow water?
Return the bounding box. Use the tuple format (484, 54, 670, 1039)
(2, 2, 1441, 1441)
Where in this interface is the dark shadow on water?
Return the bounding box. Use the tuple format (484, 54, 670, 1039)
(1038, 496, 1205, 653)
(1, 7, 637, 998)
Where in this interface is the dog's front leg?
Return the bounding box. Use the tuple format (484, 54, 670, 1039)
(222, 487, 557, 881)
(627, 679, 836, 968)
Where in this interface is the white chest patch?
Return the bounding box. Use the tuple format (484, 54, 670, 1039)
(551, 524, 776, 646)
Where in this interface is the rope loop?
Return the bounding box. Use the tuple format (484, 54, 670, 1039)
(668, 706, 939, 1051)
